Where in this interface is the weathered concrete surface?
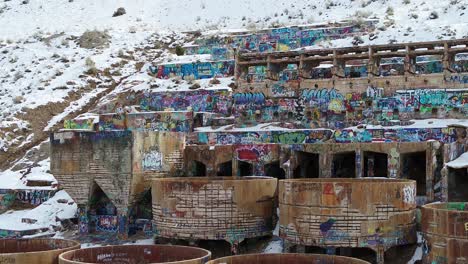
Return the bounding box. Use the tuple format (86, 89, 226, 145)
(422, 202, 468, 264)
(59, 245, 211, 264)
(207, 253, 370, 264)
(0, 238, 80, 264)
(279, 178, 417, 263)
(152, 177, 277, 245)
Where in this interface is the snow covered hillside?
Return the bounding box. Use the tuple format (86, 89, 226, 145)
(0, 0, 466, 240)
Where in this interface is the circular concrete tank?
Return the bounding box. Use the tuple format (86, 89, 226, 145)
(0, 238, 80, 264)
(59, 245, 211, 264)
(421, 202, 468, 264)
(152, 177, 277, 245)
(207, 253, 370, 264)
(279, 178, 417, 263)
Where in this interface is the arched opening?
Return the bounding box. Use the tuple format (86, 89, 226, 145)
(129, 189, 152, 236)
(401, 151, 427, 196)
(264, 161, 285, 179)
(384, 244, 419, 263)
(333, 152, 356, 178)
(217, 161, 232, 176)
(293, 151, 319, 178)
(448, 167, 468, 202)
(88, 183, 118, 233)
(197, 240, 232, 259)
(191, 160, 207, 176)
(238, 161, 253, 176)
(363, 151, 388, 178)
(337, 247, 377, 263)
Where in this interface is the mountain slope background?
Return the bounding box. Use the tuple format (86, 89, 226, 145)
(0, 0, 466, 243)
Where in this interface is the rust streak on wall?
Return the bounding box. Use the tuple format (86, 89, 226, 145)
(279, 178, 417, 263)
(152, 176, 277, 244)
(422, 202, 468, 264)
(207, 253, 370, 264)
(0, 239, 80, 264)
(59, 245, 211, 264)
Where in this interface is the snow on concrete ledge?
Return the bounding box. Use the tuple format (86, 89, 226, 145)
(446, 152, 468, 169)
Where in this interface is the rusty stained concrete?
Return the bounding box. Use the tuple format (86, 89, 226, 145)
(59, 245, 211, 264)
(207, 253, 370, 264)
(0, 239, 80, 264)
(50, 131, 186, 237)
(279, 178, 417, 264)
(152, 177, 277, 249)
(185, 142, 439, 203)
(237, 39, 468, 93)
(422, 202, 468, 264)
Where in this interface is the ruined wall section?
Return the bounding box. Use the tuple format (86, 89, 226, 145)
(422, 202, 468, 264)
(152, 177, 277, 245)
(131, 132, 186, 197)
(51, 131, 133, 211)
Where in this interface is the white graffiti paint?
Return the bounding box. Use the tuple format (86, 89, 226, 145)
(142, 148, 163, 171)
(402, 185, 416, 204)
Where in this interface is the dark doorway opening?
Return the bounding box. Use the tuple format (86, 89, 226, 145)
(129, 189, 152, 236)
(337, 247, 376, 263)
(88, 183, 117, 233)
(264, 161, 285, 179)
(401, 151, 427, 196)
(333, 152, 356, 178)
(217, 161, 232, 176)
(363, 151, 388, 178)
(238, 161, 253, 176)
(191, 160, 207, 176)
(293, 151, 320, 178)
(448, 168, 468, 202)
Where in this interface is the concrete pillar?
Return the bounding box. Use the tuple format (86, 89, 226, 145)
(356, 149, 363, 178)
(117, 208, 129, 239)
(77, 205, 89, 235)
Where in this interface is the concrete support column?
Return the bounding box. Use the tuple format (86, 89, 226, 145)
(117, 208, 129, 239)
(321, 152, 332, 178)
(77, 205, 89, 235)
(356, 149, 363, 178)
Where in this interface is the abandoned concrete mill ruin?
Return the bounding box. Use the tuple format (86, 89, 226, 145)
(51, 31, 468, 263)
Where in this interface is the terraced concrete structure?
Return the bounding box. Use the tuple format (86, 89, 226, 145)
(59, 245, 211, 264)
(152, 177, 277, 250)
(422, 202, 468, 264)
(207, 253, 370, 264)
(0, 238, 80, 264)
(279, 178, 417, 264)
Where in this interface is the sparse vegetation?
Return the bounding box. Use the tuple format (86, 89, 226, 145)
(175, 45, 185, 56)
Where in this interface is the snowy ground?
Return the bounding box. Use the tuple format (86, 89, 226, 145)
(0, 1, 464, 263)
(0, 190, 75, 231)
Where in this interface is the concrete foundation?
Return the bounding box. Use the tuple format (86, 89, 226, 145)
(0, 238, 80, 264)
(422, 202, 468, 264)
(152, 176, 277, 252)
(279, 178, 417, 263)
(59, 245, 211, 264)
(207, 253, 370, 264)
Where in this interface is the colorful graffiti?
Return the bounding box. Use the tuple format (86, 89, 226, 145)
(152, 60, 234, 79)
(17, 190, 54, 206)
(139, 90, 231, 115)
(64, 118, 95, 130)
(192, 130, 334, 145)
(142, 147, 163, 171)
(95, 215, 118, 232)
(98, 114, 126, 131)
(127, 112, 193, 132)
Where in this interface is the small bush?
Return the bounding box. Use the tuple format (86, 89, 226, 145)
(175, 45, 185, 56)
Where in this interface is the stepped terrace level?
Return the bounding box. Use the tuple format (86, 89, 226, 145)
(236, 38, 468, 93)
